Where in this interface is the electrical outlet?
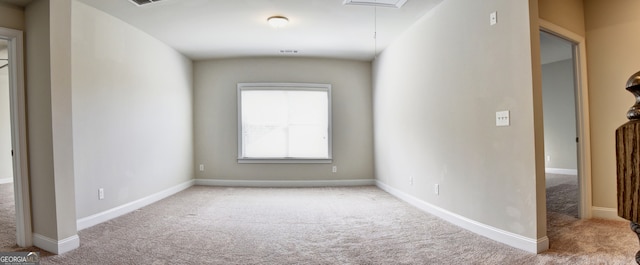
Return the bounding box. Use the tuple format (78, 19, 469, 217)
(199, 164, 204, 172)
(332, 166, 337, 173)
(546, 156, 551, 162)
(98, 188, 104, 200)
(434, 184, 439, 195)
(410, 176, 414, 185)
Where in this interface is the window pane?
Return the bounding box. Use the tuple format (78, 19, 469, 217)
(288, 125, 328, 157)
(243, 125, 287, 158)
(239, 84, 331, 161)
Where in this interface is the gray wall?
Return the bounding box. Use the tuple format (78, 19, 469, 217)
(541, 59, 577, 170)
(72, 2, 194, 219)
(25, 0, 78, 244)
(194, 57, 373, 182)
(373, 0, 543, 240)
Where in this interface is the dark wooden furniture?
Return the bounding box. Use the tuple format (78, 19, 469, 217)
(616, 71, 640, 264)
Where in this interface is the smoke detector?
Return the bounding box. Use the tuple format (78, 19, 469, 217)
(129, 0, 163, 6)
(343, 0, 408, 8)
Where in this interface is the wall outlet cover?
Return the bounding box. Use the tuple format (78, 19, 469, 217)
(490, 11, 497, 25)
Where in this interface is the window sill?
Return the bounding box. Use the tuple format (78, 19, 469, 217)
(237, 158, 333, 164)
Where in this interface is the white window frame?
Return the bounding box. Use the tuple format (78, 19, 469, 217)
(237, 82, 332, 164)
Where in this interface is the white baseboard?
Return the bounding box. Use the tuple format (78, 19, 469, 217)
(592, 206, 626, 221)
(0, 178, 13, 184)
(376, 181, 549, 253)
(195, 178, 375, 187)
(76, 180, 195, 230)
(33, 233, 79, 254)
(545, 168, 578, 175)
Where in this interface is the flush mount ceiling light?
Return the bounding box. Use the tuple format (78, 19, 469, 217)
(343, 0, 408, 8)
(129, 0, 163, 6)
(267, 16, 289, 28)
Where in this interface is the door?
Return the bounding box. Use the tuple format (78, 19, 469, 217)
(540, 30, 581, 219)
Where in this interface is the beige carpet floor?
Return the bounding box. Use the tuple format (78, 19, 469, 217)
(1, 183, 639, 264)
(546, 173, 579, 219)
(0, 183, 17, 251)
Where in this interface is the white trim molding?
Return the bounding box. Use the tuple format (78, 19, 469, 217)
(195, 178, 375, 187)
(33, 233, 79, 255)
(0, 178, 13, 184)
(545, 168, 578, 176)
(76, 180, 195, 230)
(376, 181, 549, 253)
(592, 207, 626, 221)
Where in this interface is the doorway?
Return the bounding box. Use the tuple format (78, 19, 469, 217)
(540, 31, 580, 220)
(0, 38, 17, 250)
(0, 40, 11, 186)
(0, 27, 31, 248)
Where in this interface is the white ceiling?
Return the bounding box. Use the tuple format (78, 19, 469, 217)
(72, 0, 443, 61)
(0, 0, 441, 61)
(1, 0, 578, 64)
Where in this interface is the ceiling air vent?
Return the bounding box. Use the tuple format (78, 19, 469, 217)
(343, 0, 408, 8)
(280, 50, 299, 54)
(129, 0, 163, 6)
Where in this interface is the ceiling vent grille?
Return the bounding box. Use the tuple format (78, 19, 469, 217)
(343, 0, 408, 8)
(280, 50, 299, 54)
(129, 0, 163, 6)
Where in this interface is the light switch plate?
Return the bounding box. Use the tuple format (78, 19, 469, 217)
(496, 110, 510, 126)
(490, 11, 497, 25)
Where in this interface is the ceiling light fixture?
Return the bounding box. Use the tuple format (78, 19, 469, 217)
(343, 0, 407, 8)
(129, 0, 163, 6)
(268, 16, 289, 28)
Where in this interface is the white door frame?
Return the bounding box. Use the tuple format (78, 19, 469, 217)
(539, 19, 593, 219)
(0, 27, 32, 247)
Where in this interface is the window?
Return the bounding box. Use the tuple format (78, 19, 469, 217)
(237, 83, 332, 163)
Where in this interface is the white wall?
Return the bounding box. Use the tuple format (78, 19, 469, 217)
(541, 59, 577, 170)
(373, 0, 543, 244)
(194, 57, 373, 182)
(0, 45, 11, 183)
(71, 2, 193, 219)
